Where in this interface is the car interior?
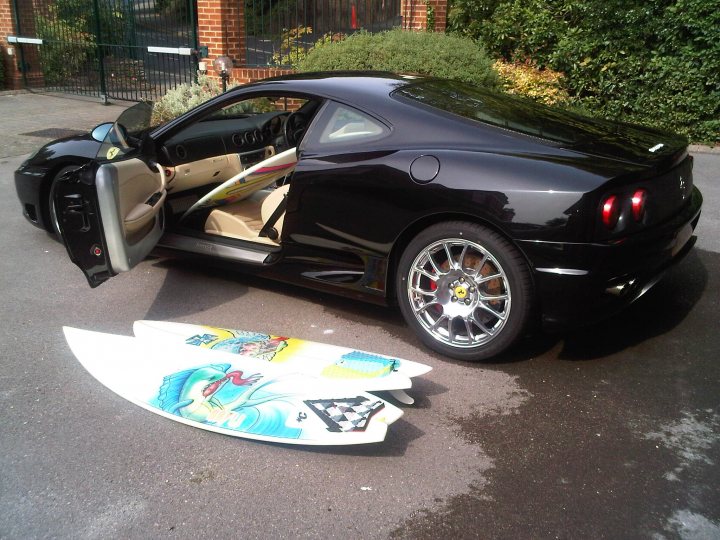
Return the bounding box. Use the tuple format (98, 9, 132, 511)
(154, 95, 320, 247)
(107, 94, 387, 253)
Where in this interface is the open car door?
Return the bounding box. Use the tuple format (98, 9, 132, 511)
(53, 157, 167, 288)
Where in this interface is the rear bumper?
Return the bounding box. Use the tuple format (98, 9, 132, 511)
(15, 166, 50, 231)
(518, 186, 703, 330)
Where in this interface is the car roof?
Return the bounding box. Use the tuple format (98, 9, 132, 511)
(226, 71, 420, 112)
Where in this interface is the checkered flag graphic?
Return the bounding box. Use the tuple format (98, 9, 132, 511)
(305, 396, 385, 432)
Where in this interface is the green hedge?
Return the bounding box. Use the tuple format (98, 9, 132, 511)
(448, 0, 720, 143)
(298, 29, 500, 90)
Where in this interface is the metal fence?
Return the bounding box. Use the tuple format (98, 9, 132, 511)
(244, 0, 401, 67)
(10, 0, 198, 101)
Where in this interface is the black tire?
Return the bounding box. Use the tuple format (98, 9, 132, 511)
(48, 165, 79, 241)
(396, 221, 532, 361)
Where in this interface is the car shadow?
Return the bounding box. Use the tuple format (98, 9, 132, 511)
(145, 248, 710, 366)
(490, 248, 710, 364)
(143, 256, 251, 320)
(556, 248, 710, 361)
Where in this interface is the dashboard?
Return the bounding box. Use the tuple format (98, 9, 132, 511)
(157, 112, 289, 194)
(161, 111, 288, 167)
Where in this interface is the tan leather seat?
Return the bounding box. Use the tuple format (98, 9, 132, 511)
(204, 184, 290, 245)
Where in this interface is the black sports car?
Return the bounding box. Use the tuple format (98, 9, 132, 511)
(15, 72, 702, 361)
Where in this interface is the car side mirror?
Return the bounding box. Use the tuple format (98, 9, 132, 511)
(90, 122, 114, 142)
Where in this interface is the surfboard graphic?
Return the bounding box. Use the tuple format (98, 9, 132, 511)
(133, 321, 432, 396)
(64, 327, 403, 445)
(181, 147, 297, 220)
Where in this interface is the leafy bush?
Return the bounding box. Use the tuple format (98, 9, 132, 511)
(298, 29, 500, 89)
(151, 74, 276, 124)
(151, 74, 224, 124)
(448, 0, 720, 142)
(494, 60, 569, 105)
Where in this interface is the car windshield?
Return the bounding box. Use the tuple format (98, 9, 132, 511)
(97, 101, 154, 161)
(393, 79, 581, 144)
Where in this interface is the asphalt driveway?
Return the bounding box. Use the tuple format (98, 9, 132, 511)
(0, 92, 718, 539)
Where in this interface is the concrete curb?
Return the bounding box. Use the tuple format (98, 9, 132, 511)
(689, 144, 720, 154)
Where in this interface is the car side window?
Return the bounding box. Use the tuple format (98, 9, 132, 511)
(317, 104, 387, 144)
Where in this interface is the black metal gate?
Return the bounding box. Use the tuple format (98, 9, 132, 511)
(244, 0, 401, 67)
(9, 0, 199, 102)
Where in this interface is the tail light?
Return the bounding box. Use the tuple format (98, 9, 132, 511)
(631, 189, 647, 221)
(601, 195, 620, 229)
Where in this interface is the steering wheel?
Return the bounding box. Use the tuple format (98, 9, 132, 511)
(283, 111, 308, 147)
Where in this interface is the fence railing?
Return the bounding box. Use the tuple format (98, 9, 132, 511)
(244, 0, 401, 67)
(12, 0, 198, 101)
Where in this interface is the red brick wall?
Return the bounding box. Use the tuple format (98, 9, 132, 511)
(0, 0, 14, 88)
(430, 0, 447, 32)
(196, 3, 295, 85)
(402, 0, 446, 32)
(197, 0, 246, 72)
(232, 67, 294, 85)
(0, 0, 46, 89)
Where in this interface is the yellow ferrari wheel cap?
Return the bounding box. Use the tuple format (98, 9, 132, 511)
(454, 286, 468, 299)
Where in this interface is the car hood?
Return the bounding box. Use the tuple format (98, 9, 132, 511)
(22, 133, 101, 167)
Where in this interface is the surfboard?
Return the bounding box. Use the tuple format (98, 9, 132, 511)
(133, 321, 432, 399)
(181, 147, 297, 220)
(64, 327, 404, 445)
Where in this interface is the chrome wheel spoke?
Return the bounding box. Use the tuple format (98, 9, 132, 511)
(443, 242, 455, 269)
(463, 317, 475, 341)
(479, 293, 508, 301)
(467, 253, 487, 277)
(415, 301, 440, 314)
(447, 317, 456, 343)
(477, 302, 506, 321)
(458, 243, 469, 270)
(430, 314, 448, 331)
(425, 250, 443, 276)
(415, 266, 438, 282)
(472, 313, 496, 336)
(477, 272, 502, 284)
(411, 286, 436, 296)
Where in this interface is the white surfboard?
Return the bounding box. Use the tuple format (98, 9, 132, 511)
(133, 321, 431, 399)
(64, 327, 403, 445)
(181, 147, 297, 220)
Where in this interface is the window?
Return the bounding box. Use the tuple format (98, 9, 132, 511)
(317, 104, 387, 144)
(394, 80, 580, 144)
(205, 96, 307, 121)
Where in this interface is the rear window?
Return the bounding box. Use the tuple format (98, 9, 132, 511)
(393, 80, 580, 144)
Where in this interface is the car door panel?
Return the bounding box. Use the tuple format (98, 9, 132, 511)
(54, 158, 166, 287)
(97, 159, 165, 271)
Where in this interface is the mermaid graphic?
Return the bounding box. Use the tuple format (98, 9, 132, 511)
(152, 363, 301, 438)
(185, 330, 289, 362)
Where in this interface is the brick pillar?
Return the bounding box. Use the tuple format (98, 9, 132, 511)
(0, 0, 46, 89)
(430, 0, 446, 32)
(402, 0, 446, 32)
(197, 0, 246, 78)
(0, 0, 14, 89)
